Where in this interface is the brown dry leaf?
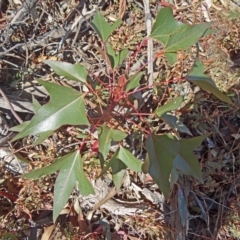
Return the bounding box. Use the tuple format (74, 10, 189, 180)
(41, 225, 55, 240)
(118, 0, 126, 19)
(231, 133, 240, 139)
(35, 55, 59, 64)
(128, 236, 141, 240)
(223, 119, 238, 134)
(78, 216, 88, 235)
(207, 148, 214, 162)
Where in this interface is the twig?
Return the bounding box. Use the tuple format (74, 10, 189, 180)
(0, 132, 17, 146)
(0, 43, 25, 56)
(143, 0, 153, 86)
(91, 187, 117, 211)
(0, 88, 23, 124)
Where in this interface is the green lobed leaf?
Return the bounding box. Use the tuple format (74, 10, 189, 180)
(146, 134, 178, 199)
(170, 155, 196, 187)
(14, 153, 31, 164)
(33, 131, 54, 145)
(53, 151, 94, 222)
(98, 125, 127, 164)
(161, 114, 192, 135)
(23, 151, 75, 179)
(170, 136, 207, 185)
(126, 72, 144, 92)
(185, 58, 233, 105)
(155, 96, 183, 117)
(32, 96, 41, 113)
(99, 148, 125, 191)
(150, 7, 211, 61)
(177, 135, 207, 182)
(145, 134, 206, 199)
(91, 11, 122, 41)
(106, 43, 128, 69)
(178, 187, 188, 227)
(10, 97, 53, 144)
(165, 52, 177, 65)
(100, 147, 120, 176)
(44, 60, 88, 83)
(112, 159, 126, 191)
(23, 151, 94, 222)
(12, 80, 89, 141)
(150, 7, 182, 46)
(118, 49, 128, 67)
(165, 22, 211, 52)
(100, 146, 142, 187)
(11, 97, 52, 144)
(10, 121, 54, 145)
(172, 155, 192, 181)
(116, 146, 142, 172)
(203, 29, 216, 37)
(170, 166, 179, 187)
(106, 43, 116, 68)
(10, 121, 30, 132)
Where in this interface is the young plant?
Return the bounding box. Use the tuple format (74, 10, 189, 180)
(11, 8, 233, 222)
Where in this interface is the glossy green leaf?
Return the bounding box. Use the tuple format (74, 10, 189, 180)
(106, 43, 116, 68)
(161, 114, 192, 135)
(44, 60, 88, 83)
(170, 166, 179, 187)
(100, 146, 142, 177)
(165, 23, 211, 52)
(33, 98, 54, 144)
(176, 135, 207, 182)
(101, 146, 143, 190)
(12, 80, 89, 141)
(23, 150, 94, 222)
(118, 49, 128, 67)
(98, 125, 127, 163)
(10, 97, 53, 144)
(126, 72, 144, 91)
(150, 7, 211, 51)
(155, 96, 183, 117)
(106, 43, 128, 69)
(14, 153, 31, 164)
(10, 121, 53, 145)
(53, 151, 94, 221)
(32, 96, 41, 113)
(172, 155, 192, 182)
(178, 187, 188, 227)
(186, 58, 233, 105)
(10, 121, 30, 132)
(112, 159, 126, 191)
(150, 7, 211, 56)
(100, 147, 120, 176)
(10, 97, 52, 144)
(23, 151, 74, 179)
(145, 134, 206, 199)
(100, 148, 126, 191)
(150, 7, 182, 46)
(170, 136, 207, 185)
(203, 29, 216, 37)
(165, 52, 177, 65)
(146, 134, 178, 199)
(33, 131, 54, 145)
(91, 11, 122, 41)
(116, 146, 142, 172)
